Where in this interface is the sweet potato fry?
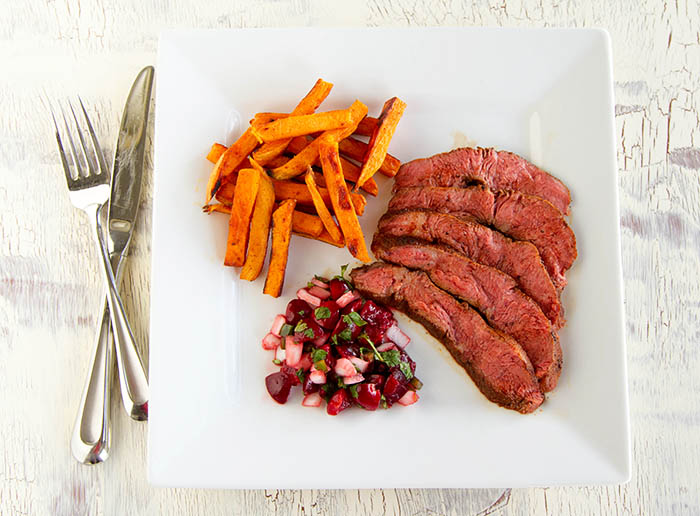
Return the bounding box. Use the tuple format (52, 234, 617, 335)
(252, 79, 333, 164)
(266, 155, 290, 168)
(305, 167, 343, 243)
(271, 100, 368, 180)
(251, 112, 290, 127)
(294, 228, 345, 248)
(356, 97, 406, 189)
(255, 108, 353, 143)
(318, 139, 370, 262)
(216, 176, 365, 215)
(338, 136, 400, 177)
(292, 210, 324, 237)
(224, 168, 260, 267)
(354, 116, 378, 137)
(206, 142, 227, 163)
(205, 127, 260, 203)
(263, 199, 297, 297)
(240, 173, 275, 281)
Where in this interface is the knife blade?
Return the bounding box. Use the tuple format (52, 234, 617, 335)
(71, 66, 154, 463)
(107, 66, 154, 420)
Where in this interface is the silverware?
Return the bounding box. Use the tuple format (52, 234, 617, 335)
(105, 66, 153, 420)
(50, 97, 141, 463)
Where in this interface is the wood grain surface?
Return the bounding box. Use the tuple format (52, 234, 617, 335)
(1, 1, 699, 514)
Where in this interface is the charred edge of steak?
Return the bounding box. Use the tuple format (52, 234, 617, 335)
(350, 263, 544, 414)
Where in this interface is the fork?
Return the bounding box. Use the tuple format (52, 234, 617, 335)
(51, 99, 143, 463)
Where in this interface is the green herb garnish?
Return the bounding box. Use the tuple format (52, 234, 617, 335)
(349, 384, 359, 399)
(311, 348, 328, 363)
(399, 361, 413, 380)
(296, 369, 305, 384)
(337, 327, 352, 341)
(280, 323, 293, 337)
(343, 311, 367, 327)
(314, 306, 331, 320)
(272, 358, 282, 365)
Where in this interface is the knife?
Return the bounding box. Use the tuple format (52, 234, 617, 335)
(71, 66, 154, 464)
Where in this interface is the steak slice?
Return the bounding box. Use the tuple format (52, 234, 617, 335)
(350, 263, 544, 413)
(388, 186, 577, 290)
(393, 147, 572, 215)
(372, 235, 562, 391)
(377, 211, 563, 328)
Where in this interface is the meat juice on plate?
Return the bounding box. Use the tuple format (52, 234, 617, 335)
(262, 266, 421, 415)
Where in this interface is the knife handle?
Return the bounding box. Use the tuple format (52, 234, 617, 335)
(71, 302, 112, 464)
(91, 205, 150, 420)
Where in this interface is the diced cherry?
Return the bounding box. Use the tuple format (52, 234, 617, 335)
(285, 337, 303, 367)
(303, 373, 321, 393)
(327, 388, 352, 415)
(313, 300, 340, 330)
(285, 299, 311, 326)
(328, 278, 350, 299)
(397, 390, 419, 406)
(335, 344, 360, 359)
(281, 365, 301, 385)
(330, 317, 362, 343)
(360, 300, 395, 332)
(340, 298, 364, 315)
(356, 383, 381, 411)
(302, 391, 323, 407)
(383, 368, 409, 404)
(366, 374, 386, 390)
(294, 317, 324, 342)
(399, 348, 417, 376)
(265, 371, 293, 404)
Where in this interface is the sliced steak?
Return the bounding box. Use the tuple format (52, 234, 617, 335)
(393, 147, 572, 215)
(377, 211, 563, 328)
(372, 235, 562, 391)
(387, 186, 577, 290)
(350, 263, 544, 413)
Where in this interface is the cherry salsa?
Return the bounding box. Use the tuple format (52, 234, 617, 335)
(262, 266, 421, 414)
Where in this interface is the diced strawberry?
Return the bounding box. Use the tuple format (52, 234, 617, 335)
(386, 324, 410, 349)
(297, 288, 321, 307)
(326, 388, 352, 415)
(397, 390, 419, 406)
(336, 290, 360, 308)
(302, 391, 322, 407)
(334, 357, 356, 377)
(285, 336, 303, 367)
(309, 370, 327, 384)
(270, 314, 287, 337)
(262, 332, 281, 350)
(308, 286, 331, 300)
(343, 373, 364, 385)
(348, 356, 369, 373)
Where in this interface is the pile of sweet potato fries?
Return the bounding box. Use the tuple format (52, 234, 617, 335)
(202, 79, 405, 297)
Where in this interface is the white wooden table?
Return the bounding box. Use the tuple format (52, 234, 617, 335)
(2, 1, 699, 514)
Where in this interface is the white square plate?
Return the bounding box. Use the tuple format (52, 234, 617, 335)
(149, 28, 629, 488)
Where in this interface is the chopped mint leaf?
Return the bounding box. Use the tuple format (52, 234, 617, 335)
(399, 361, 414, 380)
(303, 328, 314, 338)
(343, 311, 367, 327)
(294, 321, 309, 333)
(314, 275, 328, 282)
(337, 377, 346, 388)
(280, 323, 293, 337)
(296, 369, 305, 384)
(338, 327, 352, 341)
(359, 347, 371, 356)
(314, 360, 328, 372)
(311, 348, 328, 363)
(331, 334, 339, 345)
(380, 349, 401, 367)
(272, 358, 282, 366)
(307, 281, 314, 288)
(340, 264, 348, 277)
(349, 384, 359, 399)
(314, 306, 331, 320)
(410, 377, 423, 390)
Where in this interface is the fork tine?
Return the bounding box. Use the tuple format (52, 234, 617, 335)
(78, 96, 109, 176)
(60, 102, 85, 178)
(48, 102, 76, 186)
(68, 100, 95, 177)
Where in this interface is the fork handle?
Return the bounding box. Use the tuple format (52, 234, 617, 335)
(90, 205, 149, 420)
(71, 302, 113, 464)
